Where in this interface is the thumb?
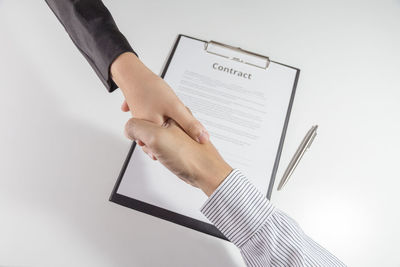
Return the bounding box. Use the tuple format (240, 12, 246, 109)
(124, 118, 160, 144)
(169, 105, 209, 144)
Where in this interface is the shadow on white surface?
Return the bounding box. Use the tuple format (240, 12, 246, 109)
(0, 22, 242, 267)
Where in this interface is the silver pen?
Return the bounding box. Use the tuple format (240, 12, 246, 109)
(277, 125, 318, 191)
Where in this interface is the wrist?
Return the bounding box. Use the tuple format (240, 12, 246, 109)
(197, 161, 233, 197)
(111, 52, 155, 96)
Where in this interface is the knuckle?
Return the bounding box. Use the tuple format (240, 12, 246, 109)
(147, 131, 162, 149)
(184, 106, 193, 115)
(124, 118, 133, 130)
(146, 136, 157, 148)
(174, 102, 189, 114)
(186, 119, 202, 134)
(124, 119, 136, 138)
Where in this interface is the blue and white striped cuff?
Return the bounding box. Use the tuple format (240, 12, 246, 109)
(200, 169, 276, 247)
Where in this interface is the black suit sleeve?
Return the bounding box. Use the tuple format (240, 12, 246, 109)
(45, 0, 137, 92)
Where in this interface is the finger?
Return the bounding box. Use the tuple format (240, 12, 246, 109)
(164, 118, 179, 128)
(161, 119, 170, 128)
(169, 105, 209, 144)
(121, 100, 130, 112)
(141, 145, 157, 161)
(185, 106, 193, 115)
(124, 118, 160, 144)
(142, 145, 151, 156)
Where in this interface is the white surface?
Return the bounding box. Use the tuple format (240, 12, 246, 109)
(118, 36, 297, 223)
(0, 0, 399, 266)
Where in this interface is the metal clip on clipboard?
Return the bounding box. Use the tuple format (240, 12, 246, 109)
(205, 41, 270, 69)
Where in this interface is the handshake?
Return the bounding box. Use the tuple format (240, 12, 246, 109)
(113, 52, 232, 197)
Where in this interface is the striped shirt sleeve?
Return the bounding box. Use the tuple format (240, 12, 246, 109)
(200, 169, 346, 267)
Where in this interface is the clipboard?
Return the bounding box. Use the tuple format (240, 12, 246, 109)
(110, 34, 300, 240)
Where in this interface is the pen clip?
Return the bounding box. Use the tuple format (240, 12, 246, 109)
(307, 131, 317, 149)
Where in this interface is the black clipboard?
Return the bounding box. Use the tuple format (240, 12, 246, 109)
(110, 34, 300, 241)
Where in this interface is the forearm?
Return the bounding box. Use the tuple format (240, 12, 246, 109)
(201, 169, 345, 266)
(110, 52, 152, 90)
(110, 52, 158, 112)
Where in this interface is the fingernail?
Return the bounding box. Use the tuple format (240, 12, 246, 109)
(137, 140, 144, 146)
(198, 130, 209, 143)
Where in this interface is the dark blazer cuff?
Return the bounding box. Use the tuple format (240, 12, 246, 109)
(100, 41, 137, 92)
(45, 0, 138, 92)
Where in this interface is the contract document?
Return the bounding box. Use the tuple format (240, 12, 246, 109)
(110, 35, 299, 239)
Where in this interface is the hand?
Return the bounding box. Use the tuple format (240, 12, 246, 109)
(124, 118, 233, 196)
(111, 52, 209, 143)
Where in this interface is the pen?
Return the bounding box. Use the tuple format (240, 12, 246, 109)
(277, 125, 318, 191)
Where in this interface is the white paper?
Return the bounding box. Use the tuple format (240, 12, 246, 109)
(117, 36, 297, 223)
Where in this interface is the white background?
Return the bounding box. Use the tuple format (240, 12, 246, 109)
(0, 0, 399, 266)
